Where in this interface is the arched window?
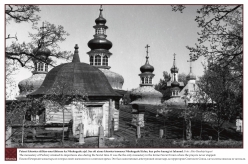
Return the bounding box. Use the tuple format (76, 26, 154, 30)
(95, 55, 101, 65)
(37, 62, 44, 71)
(90, 56, 94, 65)
(102, 56, 108, 66)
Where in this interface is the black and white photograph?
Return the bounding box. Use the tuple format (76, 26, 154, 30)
(4, 3, 244, 157)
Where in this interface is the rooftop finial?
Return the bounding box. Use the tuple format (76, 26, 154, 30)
(145, 44, 150, 63)
(99, 5, 103, 17)
(173, 54, 177, 82)
(173, 53, 176, 67)
(187, 57, 193, 73)
(40, 22, 46, 45)
(72, 44, 80, 63)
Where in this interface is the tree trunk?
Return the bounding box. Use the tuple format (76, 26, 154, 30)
(185, 119, 192, 140)
(62, 107, 65, 146)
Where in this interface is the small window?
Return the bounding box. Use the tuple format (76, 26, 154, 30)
(37, 62, 44, 71)
(90, 56, 94, 65)
(145, 77, 148, 84)
(149, 77, 152, 84)
(141, 77, 144, 84)
(45, 64, 48, 72)
(95, 55, 101, 65)
(102, 56, 108, 66)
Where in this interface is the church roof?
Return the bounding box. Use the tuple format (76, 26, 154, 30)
(28, 44, 121, 99)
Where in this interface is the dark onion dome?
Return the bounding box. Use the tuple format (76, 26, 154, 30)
(88, 38, 112, 50)
(33, 46, 51, 58)
(140, 56, 154, 73)
(170, 66, 179, 73)
(99, 68, 124, 90)
(171, 80, 180, 88)
(130, 86, 163, 105)
(28, 44, 121, 99)
(95, 14, 106, 25)
(95, 6, 106, 25)
(186, 72, 196, 81)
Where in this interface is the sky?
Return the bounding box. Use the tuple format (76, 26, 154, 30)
(6, 4, 207, 99)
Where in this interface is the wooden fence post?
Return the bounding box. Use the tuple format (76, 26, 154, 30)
(136, 125, 141, 139)
(99, 125, 105, 148)
(108, 99, 114, 139)
(159, 129, 164, 138)
(79, 123, 85, 144)
(32, 128, 36, 140)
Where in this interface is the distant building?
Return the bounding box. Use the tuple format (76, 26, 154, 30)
(16, 24, 51, 100)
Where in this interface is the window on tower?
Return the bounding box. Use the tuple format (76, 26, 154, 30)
(90, 56, 94, 65)
(149, 77, 152, 84)
(145, 77, 148, 84)
(45, 64, 48, 72)
(141, 77, 144, 84)
(102, 56, 108, 66)
(37, 62, 44, 71)
(95, 55, 101, 65)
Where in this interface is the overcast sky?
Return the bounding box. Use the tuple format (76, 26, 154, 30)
(6, 5, 210, 99)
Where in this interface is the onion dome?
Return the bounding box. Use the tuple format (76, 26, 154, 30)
(163, 97, 186, 108)
(87, 5, 113, 58)
(88, 38, 112, 50)
(16, 74, 47, 100)
(28, 44, 121, 99)
(130, 86, 163, 105)
(170, 66, 179, 73)
(186, 59, 196, 81)
(99, 68, 124, 90)
(95, 6, 106, 25)
(170, 53, 179, 73)
(140, 56, 154, 73)
(171, 80, 180, 88)
(33, 46, 51, 58)
(186, 72, 196, 81)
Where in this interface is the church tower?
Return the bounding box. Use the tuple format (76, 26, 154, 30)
(167, 53, 184, 88)
(87, 6, 124, 91)
(16, 22, 51, 100)
(186, 59, 196, 84)
(170, 53, 179, 82)
(130, 45, 162, 105)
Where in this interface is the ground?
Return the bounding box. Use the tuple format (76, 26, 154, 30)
(8, 105, 243, 148)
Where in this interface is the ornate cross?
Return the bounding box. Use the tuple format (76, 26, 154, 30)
(40, 22, 47, 42)
(40, 22, 46, 33)
(145, 44, 150, 57)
